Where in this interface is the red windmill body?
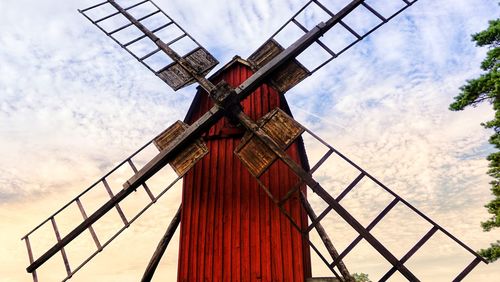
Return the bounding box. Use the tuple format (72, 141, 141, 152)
(178, 58, 312, 281)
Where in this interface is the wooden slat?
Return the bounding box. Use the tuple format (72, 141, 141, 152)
(154, 121, 208, 176)
(102, 179, 129, 226)
(248, 89, 260, 281)
(24, 237, 38, 282)
(127, 160, 155, 201)
(453, 257, 482, 282)
(214, 139, 226, 282)
(220, 138, 229, 278)
(196, 142, 209, 280)
(380, 226, 438, 281)
(300, 192, 353, 281)
(281, 161, 294, 281)
(50, 218, 71, 276)
(236, 133, 277, 177)
(260, 85, 273, 282)
(241, 138, 251, 280)
(75, 199, 102, 250)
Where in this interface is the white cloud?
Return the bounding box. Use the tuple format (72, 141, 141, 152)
(1, 0, 499, 281)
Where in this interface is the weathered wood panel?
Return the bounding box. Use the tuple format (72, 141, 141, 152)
(153, 121, 208, 176)
(158, 47, 218, 90)
(247, 39, 310, 93)
(235, 109, 305, 177)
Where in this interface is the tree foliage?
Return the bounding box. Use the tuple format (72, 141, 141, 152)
(352, 273, 371, 282)
(479, 240, 500, 262)
(449, 18, 500, 262)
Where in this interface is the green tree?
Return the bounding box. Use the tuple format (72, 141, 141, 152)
(449, 18, 500, 262)
(352, 273, 371, 282)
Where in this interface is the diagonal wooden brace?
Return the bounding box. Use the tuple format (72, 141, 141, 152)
(230, 107, 420, 281)
(141, 205, 182, 282)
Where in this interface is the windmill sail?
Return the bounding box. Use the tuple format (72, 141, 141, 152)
(22, 108, 487, 281)
(22, 121, 207, 281)
(79, 0, 219, 91)
(247, 0, 417, 93)
(234, 108, 487, 281)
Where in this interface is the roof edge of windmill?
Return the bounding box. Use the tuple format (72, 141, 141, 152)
(183, 56, 310, 171)
(183, 55, 250, 123)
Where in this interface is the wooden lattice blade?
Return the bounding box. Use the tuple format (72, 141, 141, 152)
(247, 0, 418, 93)
(79, 0, 219, 91)
(22, 121, 208, 280)
(232, 107, 487, 281)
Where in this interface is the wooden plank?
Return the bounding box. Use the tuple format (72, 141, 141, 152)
(194, 144, 207, 281)
(260, 109, 304, 149)
(203, 140, 217, 281)
(212, 139, 224, 282)
(157, 47, 218, 90)
(232, 144, 242, 282)
(154, 120, 208, 176)
(235, 133, 277, 177)
(190, 155, 202, 280)
(102, 179, 129, 226)
(127, 160, 155, 201)
(270, 161, 284, 281)
(221, 138, 232, 281)
(270, 60, 310, 93)
(23, 237, 38, 282)
(300, 192, 353, 281)
(241, 148, 251, 280)
(247, 38, 311, 94)
(141, 205, 181, 282)
(249, 90, 262, 281)
(50, 218, 71, 276)
(247, 39, 284, 70)
(260, 85, 272, 282)
(280, 161, 294, 282)
(232, 68, 242, 282)
(235, 108, 304, 178)
(75, 199, 102, 250)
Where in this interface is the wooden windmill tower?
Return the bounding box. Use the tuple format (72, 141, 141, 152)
(22, 0, 488, 281)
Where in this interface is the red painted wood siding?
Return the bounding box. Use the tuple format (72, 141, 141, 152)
(177, 61, 311, 282)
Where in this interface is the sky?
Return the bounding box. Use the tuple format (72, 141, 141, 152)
(1, 0, 499, 281)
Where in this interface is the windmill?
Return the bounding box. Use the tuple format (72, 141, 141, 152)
(21, 0, 488, 281)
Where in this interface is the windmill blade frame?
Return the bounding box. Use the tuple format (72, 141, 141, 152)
(231, 108, 487, 281)
(22, 119, 210, 280)
(21, 0, 426, 277)
(22, 0, 488, 281)
(247, 0, 418, 93)
(79, 0, 219, 91)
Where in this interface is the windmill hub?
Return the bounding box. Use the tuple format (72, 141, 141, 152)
(210, 80, 240, 113)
